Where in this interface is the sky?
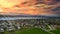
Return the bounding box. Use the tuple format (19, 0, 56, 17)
(0, 0, 60, 16)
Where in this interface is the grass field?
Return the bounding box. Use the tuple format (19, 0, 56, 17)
(0, 28, 60, 34)
(50, 29, 60, 34)
(0, 28, 51, 34)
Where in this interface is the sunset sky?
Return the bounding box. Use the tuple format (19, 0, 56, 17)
(0, 0, 60, 16)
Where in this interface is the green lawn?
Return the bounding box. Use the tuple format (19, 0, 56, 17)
(0, 28, 51, 34)
(1, 28, 60, 34)
(50, 29, 60, 34)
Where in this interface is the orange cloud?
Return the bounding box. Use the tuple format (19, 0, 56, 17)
(0, 0, 59, 15)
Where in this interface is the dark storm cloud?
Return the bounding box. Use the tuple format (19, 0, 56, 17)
(52, 7, 60, 15)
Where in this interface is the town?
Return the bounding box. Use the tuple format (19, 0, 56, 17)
(0, 19, 60, 33)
